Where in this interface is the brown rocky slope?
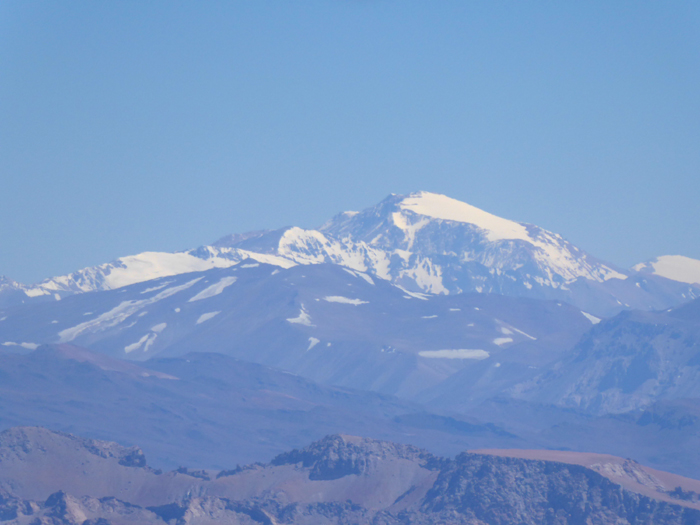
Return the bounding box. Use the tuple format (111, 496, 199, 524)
(0, 427, 699, 524)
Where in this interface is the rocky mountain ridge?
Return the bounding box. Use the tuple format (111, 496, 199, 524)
(511, 297, 700, 415)
(1, 428, 699, 525)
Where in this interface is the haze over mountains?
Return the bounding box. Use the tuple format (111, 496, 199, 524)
(1, 192, 699, 523)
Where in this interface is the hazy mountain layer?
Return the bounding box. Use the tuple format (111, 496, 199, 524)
(0, 344, 524, 470)
(0, 263, 595, 400)
(511, 297, 700, 415)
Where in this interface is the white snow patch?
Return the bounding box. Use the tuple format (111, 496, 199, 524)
(240, 263, 259, 268)
(355, 272, 375, 285)
(125, 334, 153, 354)
(449, 308, 461, 312)
(514, 327, 537, 340)
(582, 311, 601, 324)
(151, 323, 167, 333)
(287, 305, 314, 326)
(174, 308, 181, 313)
(24, 288, 49, 297)
(343, 268, 374, 285)
(141, 282, 171, 294)
(271, 269, 280, 275)
(493, 337, 513, 346)
(0, 317, 6, 321)
(54, 294, 61, 301)
(188, 276, 237, 302)
(196, 311, 220, 324)
(101, 251, 237, 289)
(419, 349, 490, 360)
(394, 249, 411, 263)
(496, 320, 537, 341)
(2, 342, 39, 350)
(398, 257, 448, 294)
(495, 362, 501, 368)
(634, 255, 700, 285)
(236, 249, 296, 269)
(307, 337, 320, 351)
(394, 285, 430, 301)
(323, 296, 368, 306)
(57, 277, 203, 343)
(422, 315, 438, 319)
(392, 212, 429, 250)
(51, 320, 58, 324)
(83, 312, 93, 316)
(400, 192, 531, 243)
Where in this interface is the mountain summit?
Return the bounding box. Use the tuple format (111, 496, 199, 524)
(320, 191, 626, 289)
(217, 191, 697, 315)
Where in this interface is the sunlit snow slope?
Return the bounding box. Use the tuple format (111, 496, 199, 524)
(633, 255, 700, 286)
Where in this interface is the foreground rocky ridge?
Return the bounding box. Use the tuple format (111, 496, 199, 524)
(1, 427, 699, 525)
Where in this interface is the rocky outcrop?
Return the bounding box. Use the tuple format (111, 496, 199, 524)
(421, 453, 700, 525)
(513, 302, 700, 415)
(271, 434, 443, 480)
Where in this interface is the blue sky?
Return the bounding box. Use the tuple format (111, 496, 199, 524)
(1, 1, 699, 283)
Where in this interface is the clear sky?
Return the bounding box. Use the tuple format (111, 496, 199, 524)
(1, 1, 699, 284)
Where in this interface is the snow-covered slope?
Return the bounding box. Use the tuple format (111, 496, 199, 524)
(222, 192, 697, 315)
(3, 192, 697, 316)
(320, 191, 627, 285)
(633, 255, 700, 285)
(0, 246, 295, 307)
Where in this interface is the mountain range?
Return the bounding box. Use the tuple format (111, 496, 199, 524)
(1, 427, 699, 525)
(2, 192, 699, 316)
(1, 191, 699, 519)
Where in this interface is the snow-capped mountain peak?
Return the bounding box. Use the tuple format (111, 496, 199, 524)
(397, 191, 531, 243)
(632, 255, 700, 285)
(2, 191, 697, 316)
(319, 192, 628, 293)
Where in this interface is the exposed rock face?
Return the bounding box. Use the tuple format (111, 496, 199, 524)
(420, 453, 693, 525)
(511, 300, 700, 415)
(271, 435, 443, 480)
(0, 426, 146, 469)
(0, 428, 699, 524)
